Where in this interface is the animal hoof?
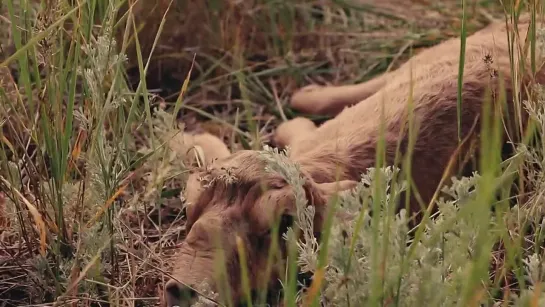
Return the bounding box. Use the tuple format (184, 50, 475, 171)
(290, 85, 333, 115)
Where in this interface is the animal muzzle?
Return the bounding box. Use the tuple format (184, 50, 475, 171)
(164, 246, 217, 307)
(164, 278, 199, 307)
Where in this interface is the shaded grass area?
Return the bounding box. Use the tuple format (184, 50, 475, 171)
(1, 0, 544, 306)
(126, 0, 509, 147)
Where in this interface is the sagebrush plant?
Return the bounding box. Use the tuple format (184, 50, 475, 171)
(261, 149, 545, 306)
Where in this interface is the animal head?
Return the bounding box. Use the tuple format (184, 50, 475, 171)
(164, 149, 356, 306)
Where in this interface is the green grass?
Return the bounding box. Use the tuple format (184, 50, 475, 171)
(1, 0, 545, 306)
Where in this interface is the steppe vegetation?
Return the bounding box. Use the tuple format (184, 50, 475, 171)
(1, 0, 545, 306)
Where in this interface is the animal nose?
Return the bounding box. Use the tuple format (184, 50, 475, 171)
(164, 279, 198, 307)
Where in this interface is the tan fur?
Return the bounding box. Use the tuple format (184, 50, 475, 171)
(168, 132, 231, 167)
(285, 15, 543, 212)
(273, 117, 317, 148)
(165, 15, 545, 306)
(165, 151, 355, 306)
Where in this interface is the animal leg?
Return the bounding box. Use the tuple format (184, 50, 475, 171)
(274, 117, 317, 148)
(290, 72, 389, 116)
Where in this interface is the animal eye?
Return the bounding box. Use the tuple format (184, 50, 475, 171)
(263, 214, 293, 237)
(269, 180, 285, 190)
(278, 214, 294, 235)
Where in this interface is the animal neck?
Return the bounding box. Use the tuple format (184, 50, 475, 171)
(290, 135, 380, 184)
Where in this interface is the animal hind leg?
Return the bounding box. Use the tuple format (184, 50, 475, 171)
(290, 72, 389, 116)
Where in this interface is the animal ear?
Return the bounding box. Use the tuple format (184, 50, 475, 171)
(307, 180, 358, 232)
(169, 132, 232, 167)
(264, 179, 357, 236)
(316, 180, 358, 200)
(291, 179, 358, 234)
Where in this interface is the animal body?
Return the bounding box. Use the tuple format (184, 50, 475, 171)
(164, 14, 545, 307)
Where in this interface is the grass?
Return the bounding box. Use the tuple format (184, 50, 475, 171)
(1, 0, 545, 306)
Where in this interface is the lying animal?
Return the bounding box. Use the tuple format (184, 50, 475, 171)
(164, 14, 545, 306)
